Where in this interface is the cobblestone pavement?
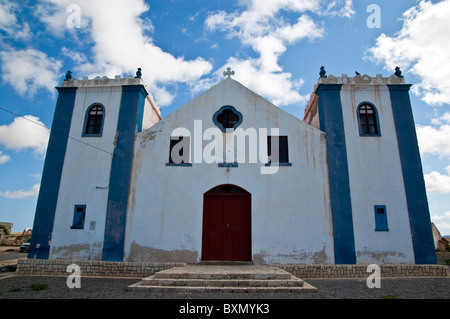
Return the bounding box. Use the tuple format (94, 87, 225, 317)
(0, 274, 449, 299)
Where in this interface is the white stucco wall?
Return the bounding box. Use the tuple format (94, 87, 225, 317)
(340, 84, 415, 264)
(142, 93, 161, 131)
(50, 86, 123, 260)
(124, 79, 334, 264)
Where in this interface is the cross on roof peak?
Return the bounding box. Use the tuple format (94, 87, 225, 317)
(223, 67, 235, 79)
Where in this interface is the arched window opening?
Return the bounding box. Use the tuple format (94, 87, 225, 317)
(84, 104, 104, 136)
(358, 103, 379, 136)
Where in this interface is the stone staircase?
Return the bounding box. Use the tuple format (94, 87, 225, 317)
(128, 265, 317, 293)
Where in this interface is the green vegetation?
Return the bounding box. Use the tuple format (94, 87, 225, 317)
(29, 283, 49, 290)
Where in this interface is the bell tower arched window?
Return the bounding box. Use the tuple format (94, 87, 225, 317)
(83, 104, 104, 137)
(358, 103, 380, 136)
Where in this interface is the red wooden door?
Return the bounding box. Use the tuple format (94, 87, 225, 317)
(202, 185, 251, 261)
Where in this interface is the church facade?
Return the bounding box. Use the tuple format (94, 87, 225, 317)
(28, 68, 437, 265)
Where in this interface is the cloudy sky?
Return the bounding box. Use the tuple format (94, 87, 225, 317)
(0, 0, 449, 236)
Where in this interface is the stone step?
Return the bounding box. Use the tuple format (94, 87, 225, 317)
(139, 275, 304, 287)
(152, 265, 292, 280)
(128, 283, 318, 293)
(128, 265, 317, 293)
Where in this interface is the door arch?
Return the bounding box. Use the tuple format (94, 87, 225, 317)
(202, 184, 251, 261)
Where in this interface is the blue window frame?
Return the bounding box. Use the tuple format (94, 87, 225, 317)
(374, 205, 389, 231)
(71, 205, 86, 229)
(82, 104, 105, 137)
(213, 105, 243, 132)
(357, 102, 381, 136)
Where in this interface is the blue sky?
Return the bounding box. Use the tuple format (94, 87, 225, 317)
(0, 0, 450, 236)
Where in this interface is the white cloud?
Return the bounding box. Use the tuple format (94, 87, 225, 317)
(36, 1, 88, 37)
(0, 115, 49, 155)
(0, 0, 16, 26)
(431, 111, 450, 126)
(0, 184, 40, 199)
(61, 47, 87, 65)
(0, 1, 59, 97)
(34, 0, 353, 107)
(0, 0, 32, 41)
(425, 166, 450, 194)
(366, 0, 450, 106)
(204, 0, 337, 106)
(0, 150, 10, 164)
(225, 57, 308, 106)
(188, 57, 310, 107)
(38, 0, 213, 107)
(432, 211, 450, 222)
(416, 123, 450, 158)
(323, 0, 355, 18)
(0, 48, 62, 97)
(240, 0, 321, 17)
(205, 2, 326, 56)
(417, 112, 450, 158)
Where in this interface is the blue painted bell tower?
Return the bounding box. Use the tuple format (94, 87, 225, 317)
(306, 67, 436, 264)
(29, 69, 160, 261)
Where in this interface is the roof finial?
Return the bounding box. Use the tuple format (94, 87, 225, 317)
(394, 66, 403, 77)
(319, 66, 327, 78)
(223, 67, 235, 79)
(135, 67, 142, 78)
(64, 70, 72, 81)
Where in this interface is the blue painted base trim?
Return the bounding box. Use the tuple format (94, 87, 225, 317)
(166, 163, 193, 167)
(28, 87, 77, 259)
(218, 162, 238, 167)
(264, 163, 292, 166)
(388, 84, 437, 264)
(316, 83, 356, 264)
